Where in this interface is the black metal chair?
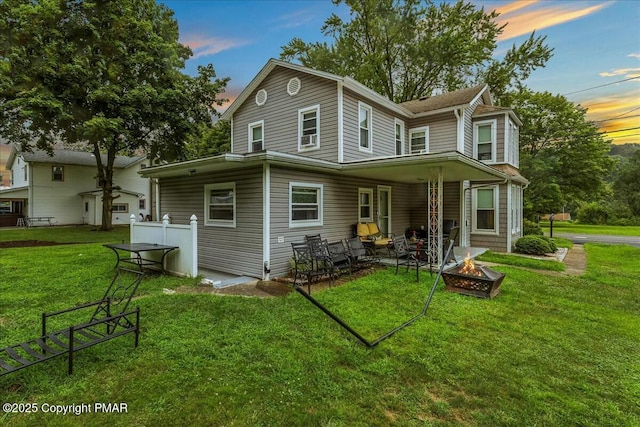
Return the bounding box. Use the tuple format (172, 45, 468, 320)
(442, 226, 460, 266)
(327, 240, 352, 278)
(391, 235, 428, 281)
(0, 268, 144, 377)
(345, 237, 377, 270)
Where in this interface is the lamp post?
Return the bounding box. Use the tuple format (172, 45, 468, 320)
(549, 213, 555, 238)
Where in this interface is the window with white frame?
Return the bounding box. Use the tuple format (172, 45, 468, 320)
(472, 186, 498, 234)
(409, 127, 429, 153)
(474, 120, 496, 162)
(248, 120, 264, 152)
(112, 203, 128, 212)
(52, 166, 64, 182)
(511, 184, 521, 234)
(394, 119, 404, 155)
(289, 182, 323, 227)
(204, 182, 236, 227)
(298, 105, 320, 150)
(358, 188, 374, 222)
(506, 119, 519, 166)
(358, 102, 372, 151)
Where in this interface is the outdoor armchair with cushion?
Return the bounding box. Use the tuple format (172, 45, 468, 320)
(354, 222, 393, 254)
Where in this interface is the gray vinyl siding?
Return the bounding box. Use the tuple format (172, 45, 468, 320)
(342, 88, 399, 161)
(464, 97, 485, 156)
(407, 112, 458, 154)
(159, 167, 264, 278)
(269, 166, 412, 277)
(232, 67, 339, 161)
(469, 182, 509, 252)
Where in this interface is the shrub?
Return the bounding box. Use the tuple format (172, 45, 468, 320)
(524, 220, 543, 236)
(514, 235, 552, 255)
(576, 202, 612, 225)
(541, 236, 558, 252)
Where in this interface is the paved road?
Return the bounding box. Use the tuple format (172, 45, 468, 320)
(548, 232, 640, 248)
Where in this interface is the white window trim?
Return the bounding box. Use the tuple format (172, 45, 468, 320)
(471, 185, 499, 235)
(505, 118, 519, 167)
(473, 119, 497, 163)
(358, 188, 374, 222)
(394, 119, 405, 155)
(298, 105, 320, 152)
(204, 182, 236, 228)
(248, 120, 264, 153)
(289, 182, 323, 228)
(409, 126, 429, 154)
(358, 101, 373, 153)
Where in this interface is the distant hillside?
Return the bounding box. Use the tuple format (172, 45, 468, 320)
(610, 143, 640, 158)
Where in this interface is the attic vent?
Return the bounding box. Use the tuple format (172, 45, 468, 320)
(287, 77, 301, 96)
(255, 89, 268, 106)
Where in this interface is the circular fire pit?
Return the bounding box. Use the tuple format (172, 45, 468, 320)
(442, 257, 504, 299)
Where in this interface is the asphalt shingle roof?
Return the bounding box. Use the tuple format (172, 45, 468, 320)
(21, 149, 144, 168)
(399, 85, 487, 114)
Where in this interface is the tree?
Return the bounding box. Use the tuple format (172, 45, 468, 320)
(0, 0, 228, 230)
(280, 0, 552, 103)
(184, 120, 231, 160)
(613, 150, 640, 217)
(510, 90, 613, 217)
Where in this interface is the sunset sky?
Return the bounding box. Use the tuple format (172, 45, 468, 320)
(164, 0, 640, 145)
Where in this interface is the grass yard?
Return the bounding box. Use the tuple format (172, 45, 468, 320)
(0, 225, 130, 244)
(539, 221, 640, 236)
(0, 229, 639, 426)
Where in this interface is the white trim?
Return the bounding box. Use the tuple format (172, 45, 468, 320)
(204, 182, 236, 228)
(455, 108, 465, 153)
(471, 185, 499, 235)
(287, 77, 301, 96)
(358, 188, 374, 222)
(394, 119, 405, 156)
(263, 164, 271, 280)
(289, 182, 323, 228)
(230, 117, 234, 153)
(358, 101, 373, 153)
(297, 104, 320, 152)
(473, 119, 497, 163)
(255, 89, 267, 106)
(248, 120, 264, 153)
(377, 185, 392, 236)
(338, 82, 344, 163)
(409, 126, 429, 154)
(507, 181, 512, 250)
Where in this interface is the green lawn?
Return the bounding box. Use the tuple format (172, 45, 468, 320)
(0, 225, 130, 243)
(1, 230, 639, 426)
(540, 221, 640, 236)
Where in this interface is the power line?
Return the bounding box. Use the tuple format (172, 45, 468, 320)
(563, 76, 640, 96)
(596, 114, 640, 123)
(600, 126, 640, 134)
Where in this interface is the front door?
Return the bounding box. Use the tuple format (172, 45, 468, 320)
(377, 186, 391, 236)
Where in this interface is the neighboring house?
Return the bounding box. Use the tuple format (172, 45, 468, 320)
(0, 147, 152, 226)
(140, 59, 528, 280)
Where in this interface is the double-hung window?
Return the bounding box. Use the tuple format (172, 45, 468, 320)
(409, 127, 429, 154)
(472, 186, 498, 234)
(474, 120, 496, 162)
(248, 120, 264, 152)
(298, 105, 320, 150)
(52, 166, 64, 182)
(205, 182, 236, 227)
(289, 182, 323, 228)
(358, 102, 372, 152)
(394, 119, 404, 155)
(358, 188, 373, 222)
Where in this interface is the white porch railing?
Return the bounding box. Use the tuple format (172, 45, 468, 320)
(129, 214, 198, 277)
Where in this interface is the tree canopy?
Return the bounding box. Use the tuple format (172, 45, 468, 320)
(280, 0, 552, 103)
(0, 0, 228, 229)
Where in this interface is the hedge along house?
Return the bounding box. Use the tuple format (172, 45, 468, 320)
(140, 59, 528, 280)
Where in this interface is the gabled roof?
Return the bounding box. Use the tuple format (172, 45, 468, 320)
(220, 59, 413, 120)
(473, 104, 523, 126)
(9, 147, 145, 169)
(399, 84, 490, 115)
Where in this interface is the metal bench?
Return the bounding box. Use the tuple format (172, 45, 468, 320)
(0, 268, 143, 377)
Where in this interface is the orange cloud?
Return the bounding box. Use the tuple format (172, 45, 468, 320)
(582, 93, 640, 144)
(494, 2, 611, 41)
(181, 35, 249, 59)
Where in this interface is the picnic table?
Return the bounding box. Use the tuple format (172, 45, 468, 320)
(103, 243, 178, 274)
(24, 216, 55, 226)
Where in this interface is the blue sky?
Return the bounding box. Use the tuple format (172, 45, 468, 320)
(163, 0, 640, 145)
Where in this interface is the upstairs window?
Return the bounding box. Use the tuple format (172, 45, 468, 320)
(474, 120, 496, 162)
(506, 119, 519, 166)
(52, 166, 64, 182)
(409, 127, 429, 154)
(248, 120, 264, 152)
(358, 102, 372, 152)
(204, 182, 236, 227)
(298, 105, 320, 150)
(394, 120, 404, 155)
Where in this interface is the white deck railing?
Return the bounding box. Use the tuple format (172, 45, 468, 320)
(129, 214, 198, 277)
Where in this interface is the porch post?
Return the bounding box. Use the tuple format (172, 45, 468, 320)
(427, 168, 443, 266)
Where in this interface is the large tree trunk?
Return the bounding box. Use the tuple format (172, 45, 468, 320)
(94, 143, 116, 231)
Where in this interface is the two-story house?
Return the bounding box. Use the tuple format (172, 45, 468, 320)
(140, 59, 528, 280)
(0, 147, 152, 226)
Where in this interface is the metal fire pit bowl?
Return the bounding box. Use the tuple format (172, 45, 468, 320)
(442, 264, 505, 299)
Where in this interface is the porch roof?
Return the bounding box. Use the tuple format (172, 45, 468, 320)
(139, 150, 528, 184)
(0, 186, 29, 198)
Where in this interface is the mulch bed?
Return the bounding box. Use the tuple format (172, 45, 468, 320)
(0, 240, 76, 248)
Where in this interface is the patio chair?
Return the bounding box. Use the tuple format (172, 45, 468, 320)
(391, 235, 429, 282)
(291, 242, 328, 294)
(441, 226, 460, 266)
(327, 240, 352, 278)
(354, 222, 393, 255)
(345, 237, 378, 270)
(0, 268, 144, 377)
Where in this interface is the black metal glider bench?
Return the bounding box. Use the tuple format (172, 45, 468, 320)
(0, 268, 143, 377)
